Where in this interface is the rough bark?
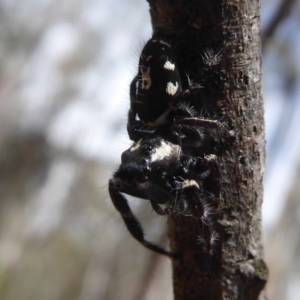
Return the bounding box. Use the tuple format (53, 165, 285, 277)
(146, 0, 269, 299)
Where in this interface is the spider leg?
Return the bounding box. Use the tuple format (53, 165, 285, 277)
(117, 178, 166, 215)
(146, 177, 187, 216)
(180, 179, 205, 219)
(127, 111, 181, 144)
(149, 199, 166, 215)
(180, 126, 204, 143)
(196, 222, 219, 256)
(190, 155, 221, 212)
(202, 154, 221, 211)
(173, 116, 230, 137)
(145, 178, 180, 215)
(127, 108, 154, 142)
(108, 178, 176, 258)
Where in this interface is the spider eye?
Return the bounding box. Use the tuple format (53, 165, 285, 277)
(142, 145, 153, 156)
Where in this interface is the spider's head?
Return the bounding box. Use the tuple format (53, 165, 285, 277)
(125, 137, 180, 166)
(117, 137, 181, 186)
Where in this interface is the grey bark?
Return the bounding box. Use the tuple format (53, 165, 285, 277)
(146, 0, 269, 299)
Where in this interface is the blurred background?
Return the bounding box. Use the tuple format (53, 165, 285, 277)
(0, 0, 299, 299)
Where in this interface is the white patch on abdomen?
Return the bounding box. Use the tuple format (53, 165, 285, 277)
(166, 81, 179, 95)
(164, 61, 175, 71)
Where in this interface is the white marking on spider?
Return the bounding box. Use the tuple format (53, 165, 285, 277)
(159, 40, 171, 47)
(146, 55, 153, 61)
(134, 79, 139, 97)
(130, 139, 142, 152)
(181, 179, 199, 189)
(152, 39, 171, 48)
(166, 81, 179, 95)
(140, 66, 151, 89)
(151, 141, 180, 162)
(164, 61, 175, 71)
(205, 154, 217, 162)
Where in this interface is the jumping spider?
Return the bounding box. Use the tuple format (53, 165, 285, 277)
(109, 28, 229, 257)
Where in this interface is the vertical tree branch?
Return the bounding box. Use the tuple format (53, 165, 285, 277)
(147, 0, 268, 299)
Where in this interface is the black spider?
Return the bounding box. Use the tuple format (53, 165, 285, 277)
(127, 27, 226, 148)
(108, 28, 230, 258)
(108, 136, 221, 258)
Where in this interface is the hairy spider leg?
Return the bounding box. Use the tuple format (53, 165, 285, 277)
(182, 180, 205, 219)
(202, 154, 221, 211)
(174, 117, 229, 137)
(196, 221, 219, 255)
(109, 178, 177, 258)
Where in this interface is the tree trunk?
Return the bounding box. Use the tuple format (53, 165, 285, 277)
(146, 0, 269, 299)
